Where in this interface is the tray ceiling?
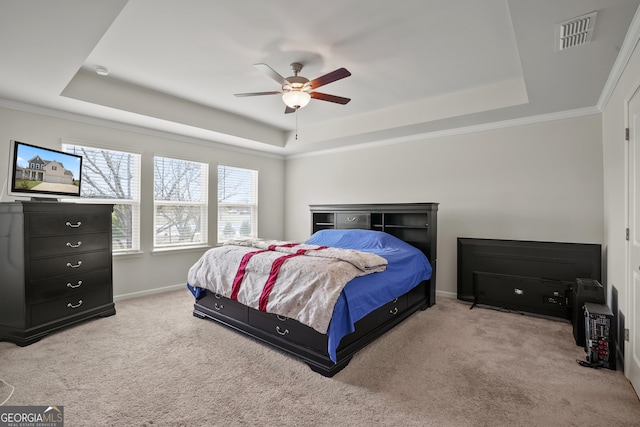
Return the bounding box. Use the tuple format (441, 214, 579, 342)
(0, 0, 638, 156)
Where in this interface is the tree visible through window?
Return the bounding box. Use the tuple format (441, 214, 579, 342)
(154, 156, 208, 248)
(63, 143, 141, 252)
(218, 165, 258, 243)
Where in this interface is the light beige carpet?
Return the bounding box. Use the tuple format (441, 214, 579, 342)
(1, 289, 639, 426)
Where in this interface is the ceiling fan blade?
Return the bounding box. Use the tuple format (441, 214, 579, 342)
(310, 92, 351, 105)
(309, 68, 351, 89)
(234, 91, 281, 97)
(254, 63, 288, 86)
(284, 106, 296, 114)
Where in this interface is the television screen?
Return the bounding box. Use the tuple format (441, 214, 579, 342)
(457, 237, 602, 318)
(9, 140, 83, 199)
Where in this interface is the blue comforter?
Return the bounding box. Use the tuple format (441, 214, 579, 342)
(305, 229, 432, 362)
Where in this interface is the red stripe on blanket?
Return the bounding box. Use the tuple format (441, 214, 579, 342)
(230, 249, 269, 301)
(230, 243, 305, 301)
(258, 246, 328, 311)
(268, 243, 298, 250)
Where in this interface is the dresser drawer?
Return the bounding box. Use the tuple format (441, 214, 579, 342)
(248, 309, 327, 351)
(30, 233, 110, 258)
(30, 286, 112, 326)
(29, 250, 111, 280)
(29, 268, 111, 304)
(27, 212, 111, 237)
(336, 212, 370, 229)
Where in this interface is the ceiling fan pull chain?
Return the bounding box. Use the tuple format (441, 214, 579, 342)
(295, 108, 299, 140)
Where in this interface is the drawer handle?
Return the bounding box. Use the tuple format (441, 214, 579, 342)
(214, 303, 224, 310)
(389, 307, 399, 315)
(276, 326, 289, 336)
(276, 315, 288, 321)
(347, 217, 358, 222)
(67, 300, 83, 309)
(66, 241, 82, 248)
(67, 280, 83, 289)
(65, 221, 82, 228)
(66, 261, 83, 268)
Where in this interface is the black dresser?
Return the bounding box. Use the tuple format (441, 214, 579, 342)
(0, 201, 115, 346)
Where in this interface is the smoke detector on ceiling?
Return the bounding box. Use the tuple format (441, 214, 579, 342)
(556, 11, 597, 51)
(95, 66, 110, 76)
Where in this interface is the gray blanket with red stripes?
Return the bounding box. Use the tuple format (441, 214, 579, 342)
(187, 240, 387, 334)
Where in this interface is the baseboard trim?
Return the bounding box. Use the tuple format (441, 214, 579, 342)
(114, 283, 187, 302)
(436, 290, 457, 300)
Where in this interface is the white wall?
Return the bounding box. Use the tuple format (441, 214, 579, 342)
(0, 107, 285, 299)
(285, 115, 605, 298)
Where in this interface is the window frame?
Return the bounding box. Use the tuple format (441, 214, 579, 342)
(153, 155, 209, 250)
(62, 140, 141, 254)
(217, 164, 258, 244)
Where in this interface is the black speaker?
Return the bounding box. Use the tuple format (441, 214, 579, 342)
(583, 302, 616, 370)
(573, 278, 605, 346)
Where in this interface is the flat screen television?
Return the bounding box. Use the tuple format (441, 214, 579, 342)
(7, 140, 83, 200)
(457, 237, 602, 318)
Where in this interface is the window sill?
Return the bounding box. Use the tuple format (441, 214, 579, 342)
(113, 250, 144, 259)
(151, 245, 211, 255)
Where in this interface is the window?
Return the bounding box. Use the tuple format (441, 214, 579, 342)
(218, 165, 258, 243)
(62, 142, 141, 253)
(154, 156, 208, 248)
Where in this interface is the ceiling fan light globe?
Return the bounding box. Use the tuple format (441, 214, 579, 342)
(282, 91, 311, 109)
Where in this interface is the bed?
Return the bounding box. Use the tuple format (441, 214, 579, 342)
(188, 203, 438, 377)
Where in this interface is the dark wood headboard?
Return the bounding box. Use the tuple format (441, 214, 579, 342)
(310, 203, 439, 302)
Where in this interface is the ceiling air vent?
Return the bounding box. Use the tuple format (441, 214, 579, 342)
(556, 11, 597, 51)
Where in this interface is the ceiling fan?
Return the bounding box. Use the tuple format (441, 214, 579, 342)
(234, 62, 351, 113)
